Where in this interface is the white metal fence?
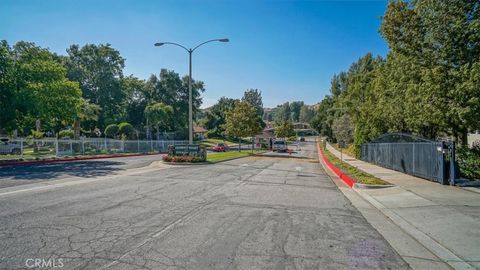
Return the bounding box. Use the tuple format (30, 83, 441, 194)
(3, 138, 188, 157)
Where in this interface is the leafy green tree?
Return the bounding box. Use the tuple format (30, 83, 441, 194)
(380, 0, 480, 145)
(311, 97, 334, 138)
(145, 69, 204, 136)
(289, 101, 304, 122)
(120, 76, 148, 129)
(299, 105, 314, 123)
(274, 102, 291, 123)
(242, 89, 264, 117)
(105, 124, 119, 138)
(64, 44, 125, 129)
(0, 41, 17, 133)
(145, 102, 174, 139)
(274, 121, 295, 138)
(201, 97, 238, 138)
(330, 72, 348, 97)
(118, 122, 134, 139)
(224, 101, 263, 151)
(73, 99, 101, 139)
(332, 114, 354, 145)
(12, 41, 82, 134)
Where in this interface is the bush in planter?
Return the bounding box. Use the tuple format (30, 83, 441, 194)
(162, 155, 203, 163)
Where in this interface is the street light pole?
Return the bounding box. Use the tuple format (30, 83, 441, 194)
(154, 38, 229, 144)
(188, 49, 193, 144)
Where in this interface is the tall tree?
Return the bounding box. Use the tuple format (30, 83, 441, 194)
(10, 41, 82, 134)
(299, 105, 314, 123)
(242, 89, 264, 117)
(64, 44, 125, 128)
(145, 69, 204, 137)
(120, 75, 148, 129)
(145, 102, 174, 140)
(73, 99, 101, 139)
(311, 96, 334, 138)
(289, 101, 304, 122)
(274, 102, 291, 123)
(274, 121, 295, 138)
(380, 0, 480, 145)
(201, 97, 238, 137)
(224, 101, 263, 151)
(0, 41, 16, 133)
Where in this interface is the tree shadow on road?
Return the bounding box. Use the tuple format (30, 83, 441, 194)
(0, 160, 125, 181)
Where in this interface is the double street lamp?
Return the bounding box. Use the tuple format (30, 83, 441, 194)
(154, 38, 229, 144)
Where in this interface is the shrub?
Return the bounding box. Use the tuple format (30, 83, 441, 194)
(457, 143, 480, 180)
(162, 155, 204, 163)
(205, 128, 222, 139)
(58, 129, 74, 139)
(31, 130, 44, 139)
(105, 124, 119, 138)
(118, 122, 134, 139)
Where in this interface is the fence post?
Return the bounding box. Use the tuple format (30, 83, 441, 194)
(55, 138, 59, 157)
(440, 141, 446, 183)
(412, 143, 415, 175)
(150, 139, 153, 153)
(70, 140, 73, 155)
(450, 142, 456, 186)
(137, 140, 140, 153)
(20, 138, 24, 156)
(81, 137, 85, 155)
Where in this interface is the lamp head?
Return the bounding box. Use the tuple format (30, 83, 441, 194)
(154, 42, 164, 47)
(219, 38, 229, 42)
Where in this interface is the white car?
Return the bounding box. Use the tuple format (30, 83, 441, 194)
(0, 139, 22, 155)
(272, 140, 287, 152)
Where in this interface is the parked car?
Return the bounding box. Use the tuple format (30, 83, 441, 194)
(272, 140, 287, 152)
(0, 138, 22, 155)
(299, 137, 305, 142)
(212, 143, 228, 152)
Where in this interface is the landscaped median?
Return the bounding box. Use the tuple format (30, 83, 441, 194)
(317, 140, 389, 187)
(162, 150, 266, 164)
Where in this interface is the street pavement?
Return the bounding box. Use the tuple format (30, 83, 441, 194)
(0, 155, 164, 189)
(0, 140, 408, 269)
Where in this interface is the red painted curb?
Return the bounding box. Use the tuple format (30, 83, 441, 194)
(316, 141, 355, 188)
(0, 153, 165, 167)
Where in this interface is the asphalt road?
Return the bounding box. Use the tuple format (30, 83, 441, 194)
(0, 154, 164, 189)
(0, 139, 408, 269)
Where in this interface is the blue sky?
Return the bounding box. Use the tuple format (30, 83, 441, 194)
(1, 0, 389, 108)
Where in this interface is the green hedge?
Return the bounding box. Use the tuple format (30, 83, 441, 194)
(457, 144, 480, 180)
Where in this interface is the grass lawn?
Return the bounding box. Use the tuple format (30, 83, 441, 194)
(321, 143, 389, 185)
(196, 138, 249, 148)
(207, 150, 265, 163)
(331, 143, 356, 157)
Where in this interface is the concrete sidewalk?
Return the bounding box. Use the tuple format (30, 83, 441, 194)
(326, 143, 480, 270)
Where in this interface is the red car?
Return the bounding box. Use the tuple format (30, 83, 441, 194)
(212, 143, 228, 152)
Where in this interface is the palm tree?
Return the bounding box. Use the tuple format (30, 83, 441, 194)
(74, 99, 101, 139)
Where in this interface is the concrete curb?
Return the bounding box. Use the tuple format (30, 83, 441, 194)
(0, 153, 163, 167)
